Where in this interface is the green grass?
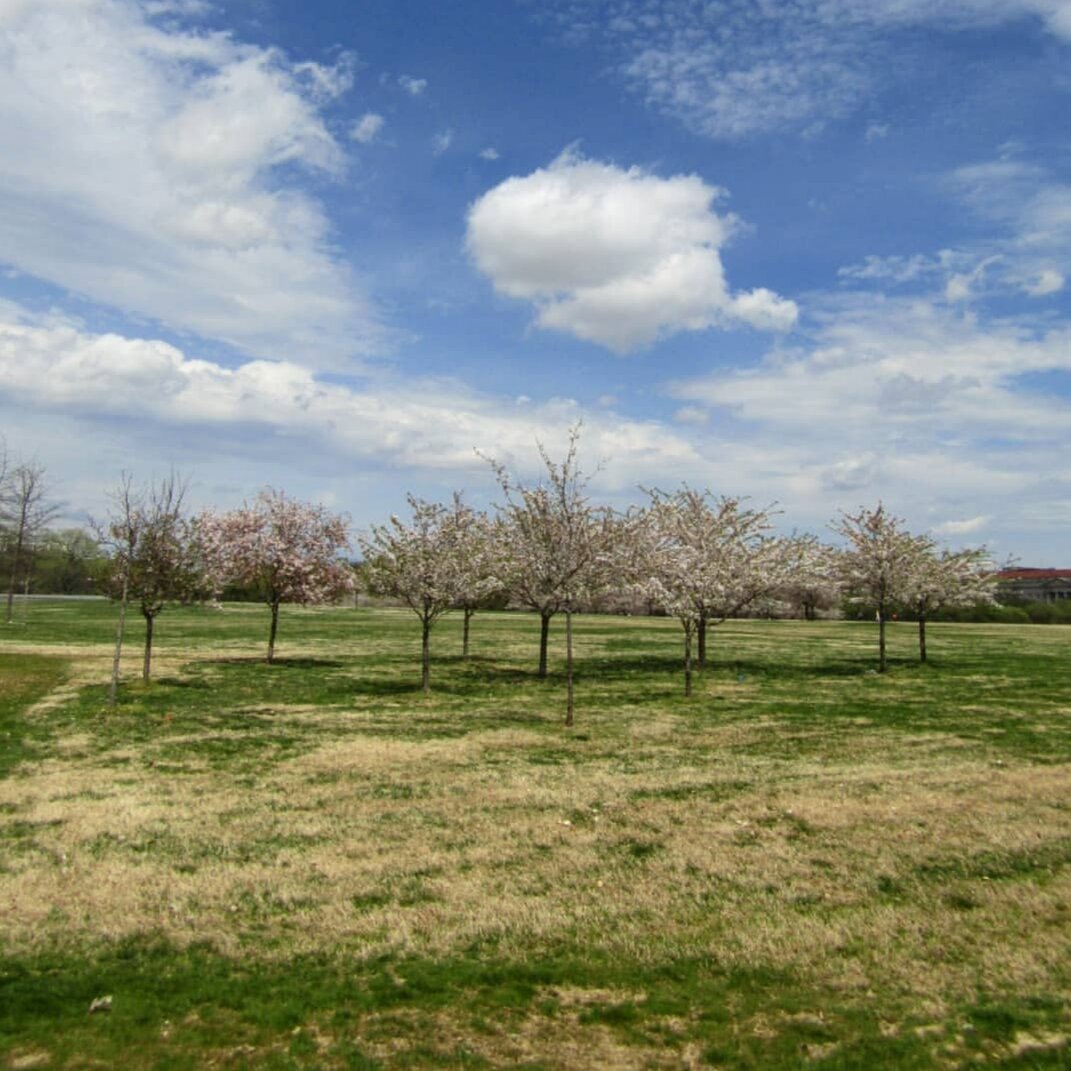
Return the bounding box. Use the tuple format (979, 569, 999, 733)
(0, 650, 69, 778)
(0, 600, 1069, 1069)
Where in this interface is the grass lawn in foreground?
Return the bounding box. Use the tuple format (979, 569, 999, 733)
(0, 600, 1068, 1069)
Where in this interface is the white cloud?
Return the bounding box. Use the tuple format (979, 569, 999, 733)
(466, 150, 797, 352)
(865, 123, 890, 141)
(292, 54, 356, 101)
(944, 274, 973, 302)
(398, 74, 428, 96)
(1025, 269, 1065, 296)
(0, 306, 703, 495)
(934, 515, 992, 535)
(479, 147, 500, 161)
(142, 0, 212, 14)
(945, 158, 1071, 298)
(432, 129, 454, 155)
(675, 297, 1071, 435)
(666, 295, 1071, 543)
(351, 112, 385, 144)
(0, 0, 379, 367)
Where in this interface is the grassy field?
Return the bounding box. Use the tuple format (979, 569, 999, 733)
(0, 599, 1068, 1070)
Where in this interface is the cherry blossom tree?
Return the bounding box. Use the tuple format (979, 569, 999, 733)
(639, 488, 803, 693)
(485, 427, 625, 724)
(360, 494, 494, 692)
(904, 546, 996, 663)
(831, 503, 935, 673)
(198, 489, 353, 663)
(777, 539, 841, 621)
(445, 496, 501, 658)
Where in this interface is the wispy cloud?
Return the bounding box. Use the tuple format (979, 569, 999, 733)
(432, 129, 454, 155)
(667, 293, 1071, 538)
(533, 0, 1071, 139)
(0, 0, 381, 368)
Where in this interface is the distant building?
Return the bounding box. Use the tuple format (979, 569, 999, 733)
(998, 568, 1071, 602)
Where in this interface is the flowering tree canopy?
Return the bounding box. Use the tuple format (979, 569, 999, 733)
(485, 426, 625, 723)
(776, 538, 841, 621)
(198, 488, 353, 663)
(903, 545, 996, 662)
(831, 503, 935, 672)
(639, 488, 803, 694)
(359, 493, 495, 692)
(444, 495, 501, 658)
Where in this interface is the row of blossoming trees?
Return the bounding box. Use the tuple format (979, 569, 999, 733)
(100, 433, 995, 718)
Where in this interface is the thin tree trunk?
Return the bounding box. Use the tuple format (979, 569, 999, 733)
(538, 610, 551, 679)
(267, 599, 280, 664)
(878, 601, 887, 673)
(108, 574, 129, 708)
(565, 609, 574, 727)
(683, 620, 694, 697)
(463, 606, 473, 658)
(422, 618, 431, 694)
(142, 611, 154, 683)
(697, 616, 707, 668)
(918, 615, 927, 664)
(5, 557, 18, 624)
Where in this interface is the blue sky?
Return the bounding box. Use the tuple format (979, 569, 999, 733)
(1, 0, 1069, 561)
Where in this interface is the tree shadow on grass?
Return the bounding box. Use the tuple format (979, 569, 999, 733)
(583, 654, 893, 683)
(152, 675, 212, 690)
(196, 657, 344, 670)
(343, 677, 429, 698)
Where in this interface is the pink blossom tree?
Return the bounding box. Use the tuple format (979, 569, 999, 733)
(197, 489, 353, 663)
(485, 427, 625, 724)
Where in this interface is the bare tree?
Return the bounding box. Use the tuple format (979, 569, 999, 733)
(2, 459, 60, 624)
(198, 489, 353, 664)
(97, 474, 140, 706)
(360, 494, 490, 693)
(485, 427, 623, 725)
(99, 473, 200, 683)
(832, 503, 935, 673)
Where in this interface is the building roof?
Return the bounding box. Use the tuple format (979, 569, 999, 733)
(998, 568, 1071, 581)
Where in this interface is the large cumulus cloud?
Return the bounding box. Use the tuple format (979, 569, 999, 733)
(466, 151, 797, 352)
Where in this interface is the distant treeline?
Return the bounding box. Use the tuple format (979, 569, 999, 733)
(844, 598, 1071, 625)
